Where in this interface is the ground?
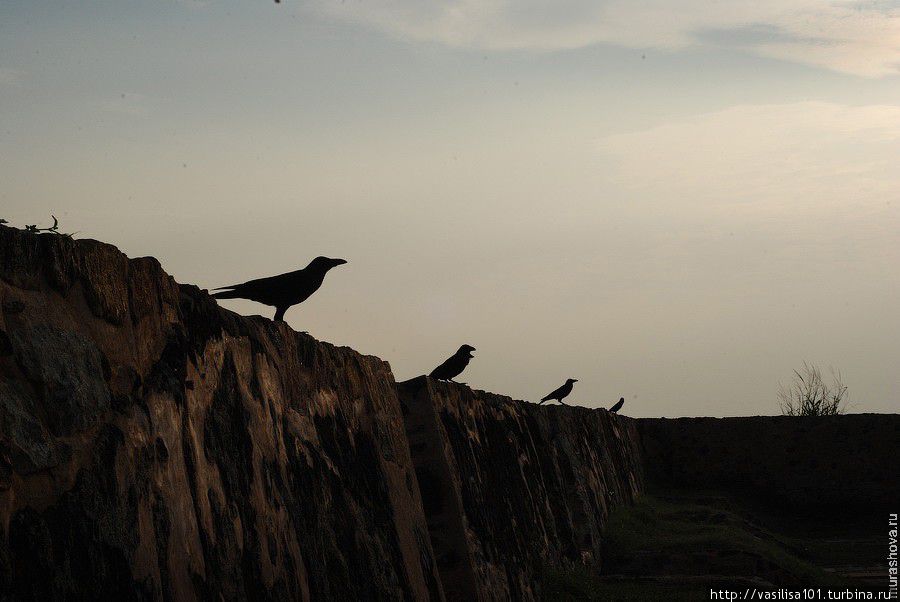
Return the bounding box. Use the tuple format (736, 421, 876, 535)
(542, 491, 888, 601)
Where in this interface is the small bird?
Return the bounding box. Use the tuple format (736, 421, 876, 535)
(429, 345, 476, 382)
(211, 256, 347, 322)
(539, 379, 578, 405)
(609, 397, 625, 413)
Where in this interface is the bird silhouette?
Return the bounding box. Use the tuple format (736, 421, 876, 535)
(609, 397, 625, 413)
(539, 379, 578, 405)
(429, 345, 475, 382)
(211, 256, 346, 322)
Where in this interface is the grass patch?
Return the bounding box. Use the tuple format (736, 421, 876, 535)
(540, 493, 870, 600)
(602, 495, 851, 588)
(541, 565, 712, 601)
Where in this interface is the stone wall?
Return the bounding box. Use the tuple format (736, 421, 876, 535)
(0, 226, 442, 601)
(397, 377, 644, 601)
(0, 226, 646, 601)
(637, 415, 899, 512)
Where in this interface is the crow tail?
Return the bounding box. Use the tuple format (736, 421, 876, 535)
(211, 289, 240, 300)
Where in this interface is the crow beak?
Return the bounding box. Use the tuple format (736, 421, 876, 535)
(333, 259, 348, 266)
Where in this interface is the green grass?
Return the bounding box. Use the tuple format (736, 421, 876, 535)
(603, 495, 851, 587)
(540, 493, 870, 600)
(541, 565, 712, 601)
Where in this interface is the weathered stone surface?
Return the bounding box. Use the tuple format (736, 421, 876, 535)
(8, 324, 112, 436)
(637, 415, 900, 511)
(5, 223, 652, 602)
(397, 377, 644, 601)
(0, 226, 442, 601)
(0, 381, 71, 476)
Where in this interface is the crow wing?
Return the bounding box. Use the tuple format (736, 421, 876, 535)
(430, 354, 464, 380)
(212, 269, 305, 304)
(541, 383, 567, 402)
(214, 271, 292, 293)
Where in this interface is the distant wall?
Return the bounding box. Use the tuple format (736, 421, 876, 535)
(397, 377, 644, 601)
(637, 415, 899, 511)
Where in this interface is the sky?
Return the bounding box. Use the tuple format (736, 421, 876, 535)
(1, 0, 898, 416)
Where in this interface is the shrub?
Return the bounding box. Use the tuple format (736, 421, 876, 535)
(778, 362, 847, 416)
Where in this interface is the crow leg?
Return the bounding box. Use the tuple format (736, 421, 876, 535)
(273, 306, 288, 322)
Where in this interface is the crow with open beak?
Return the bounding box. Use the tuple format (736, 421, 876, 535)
(429, 344, 476, 382)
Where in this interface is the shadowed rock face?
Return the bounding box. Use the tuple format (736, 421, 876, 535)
(0, 226, 443, 601)
(397, 377, 644, 601)
(0, 225, 650, 601)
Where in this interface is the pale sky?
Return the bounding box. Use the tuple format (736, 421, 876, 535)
(1, 0, 898, 416)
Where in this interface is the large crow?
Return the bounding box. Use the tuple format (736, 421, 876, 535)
(429, 345, 476, 382)
(539, 379, 577, 405)
(609, 397, 625, 413)
(211, 256, 346, 322)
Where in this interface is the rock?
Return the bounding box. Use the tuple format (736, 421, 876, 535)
(7, 324, 112, 436)
(2, 299, 25, 314)
(0, 226, 651, 601)
(397, 377, 644, 600)
(0, 226, 442, 601)
(0, 329, 11, 356)
(0, 381, 72, 474)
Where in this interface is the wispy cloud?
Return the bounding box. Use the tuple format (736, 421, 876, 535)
(175, 0, 213, 8)
(0, 67, 24, 88)
(598, 101, 900, 222)
(307, 0, 900, 77)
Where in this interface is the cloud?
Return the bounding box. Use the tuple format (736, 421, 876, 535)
(598, 101, 900, 227)
(175, 0, 213, 7)
(306, 0, 900, 77)
(0, 67, 24, 88)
